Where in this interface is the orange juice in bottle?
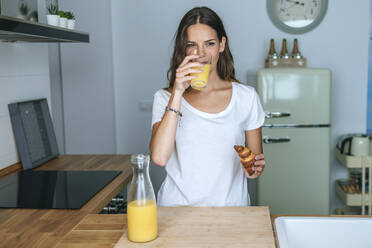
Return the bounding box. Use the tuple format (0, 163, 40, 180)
(127, 154, 158, 242)
(127, 199, 157, 242)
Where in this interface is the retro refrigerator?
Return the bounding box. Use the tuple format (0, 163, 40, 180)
(256, 68, 331, 215)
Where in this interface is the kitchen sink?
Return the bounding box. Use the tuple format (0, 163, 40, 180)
(274, 216, 372, 248)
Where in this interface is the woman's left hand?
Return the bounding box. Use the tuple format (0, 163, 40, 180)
(245, 153, 266, 179)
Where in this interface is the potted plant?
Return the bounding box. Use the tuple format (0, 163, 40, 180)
(28, 10, 38, 22)
(46, 2, 59, 26)
(58, 10, 68, 28)
(18, 1, 29, 20)
(65, 11, 75, 30)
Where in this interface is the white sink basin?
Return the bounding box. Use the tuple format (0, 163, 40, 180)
(275, 216, 372, 248)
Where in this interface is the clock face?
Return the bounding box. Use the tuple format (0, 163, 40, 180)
(267, 0, 328, 34)
(276, 0, 322, 28)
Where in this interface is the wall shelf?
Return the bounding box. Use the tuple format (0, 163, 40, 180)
(0, 15, 89, 43)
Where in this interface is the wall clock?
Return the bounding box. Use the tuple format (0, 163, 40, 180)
(267, 0, 328, 34)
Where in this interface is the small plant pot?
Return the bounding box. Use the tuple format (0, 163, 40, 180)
(67, 19, 75, 30)
(47, 15, 59, 26)
(59, 17, 67, 28)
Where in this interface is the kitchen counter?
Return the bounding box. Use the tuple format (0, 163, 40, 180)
(58, 206, 276, 248)
(0, 155, 132, 248)
(58, 211, 372, 248)
(3, 155, 369, 247)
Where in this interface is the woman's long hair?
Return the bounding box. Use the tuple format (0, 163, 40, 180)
(167, 7, 238, 88)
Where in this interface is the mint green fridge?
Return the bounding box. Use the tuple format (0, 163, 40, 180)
(256, 68, 331, 215)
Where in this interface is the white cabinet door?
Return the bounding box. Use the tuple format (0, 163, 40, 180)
(257, 127, 330, 214)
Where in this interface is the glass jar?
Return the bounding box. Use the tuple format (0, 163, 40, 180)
(127, 154, 158, 242)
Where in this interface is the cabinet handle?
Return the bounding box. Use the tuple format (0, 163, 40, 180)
(265, 112, 290, 119)
(263, 136, 291, 144)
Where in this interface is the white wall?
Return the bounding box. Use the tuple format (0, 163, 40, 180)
(111, 0, 370, 212)
(0, 43, 51, 170)
(59, 0, 116, 154)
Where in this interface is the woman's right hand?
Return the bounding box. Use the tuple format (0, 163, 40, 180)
(173, 54, 203, 94)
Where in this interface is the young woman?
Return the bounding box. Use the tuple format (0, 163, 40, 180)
(150, 7, 266, 206)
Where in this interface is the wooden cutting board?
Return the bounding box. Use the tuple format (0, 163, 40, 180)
(114, 206, 275, 248)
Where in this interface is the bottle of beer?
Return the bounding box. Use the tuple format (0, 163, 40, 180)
(279, 39, 289, 59)
(291, 38, 303, 59)
(268, 38, 278, 59)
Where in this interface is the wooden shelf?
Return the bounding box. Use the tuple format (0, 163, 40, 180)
(265, 57, 307, 68)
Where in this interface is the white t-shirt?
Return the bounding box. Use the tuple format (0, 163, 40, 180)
(151, 82, 265, 206)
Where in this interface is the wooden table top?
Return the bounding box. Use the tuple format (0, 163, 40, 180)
(59, 206, 276, 248)
(0, 155, 132, 248)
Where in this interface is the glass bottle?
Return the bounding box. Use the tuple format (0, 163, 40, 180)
(279, 38, 290, 59)
(268, 38, 278, 59)
(291, 38, 303, 59)
(127, 154, 158, 242)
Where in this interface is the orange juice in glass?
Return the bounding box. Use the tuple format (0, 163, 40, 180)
(127, 199, 158, 242)
(190, 56, 212, 90)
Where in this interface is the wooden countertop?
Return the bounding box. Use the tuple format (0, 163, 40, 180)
(58, 206, 276, 248)
(59, 211, 372, 248)
(0, 155, 132, 248)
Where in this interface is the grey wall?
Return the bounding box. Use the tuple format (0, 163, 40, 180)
(0, 43, 51, 170)
(110, 0, 370, 212)
(59, 0, 116, 154)
(1, 0, 38, 18)
(49, 43, 65, 154)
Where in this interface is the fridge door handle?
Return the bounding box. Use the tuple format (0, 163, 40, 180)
(263, 136, 291, 144)
(265, 112, 291, 119)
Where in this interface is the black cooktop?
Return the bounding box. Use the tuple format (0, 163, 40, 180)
(0, 170, 121, 209)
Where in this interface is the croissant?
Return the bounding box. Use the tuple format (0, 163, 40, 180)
(234, 145, 256, 176)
